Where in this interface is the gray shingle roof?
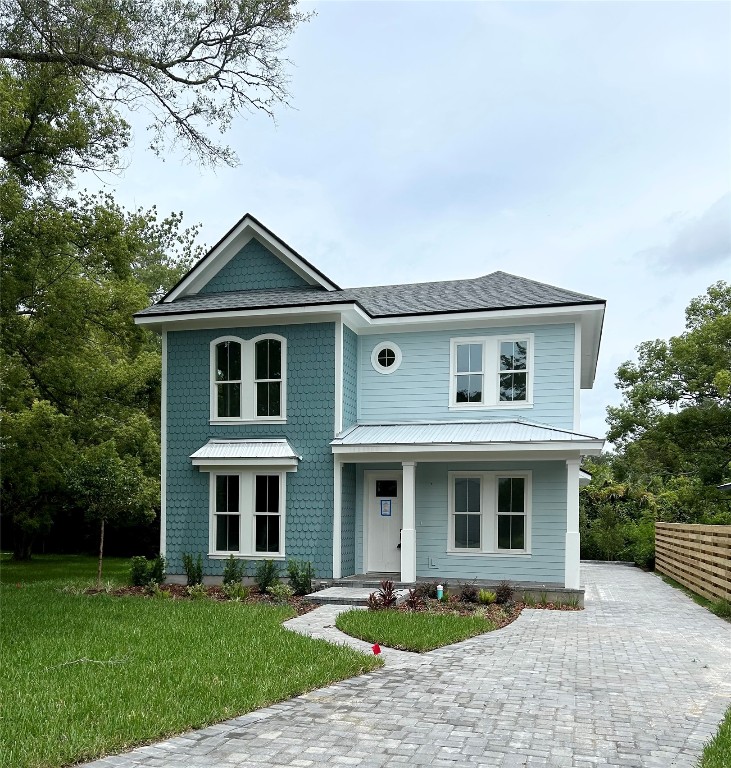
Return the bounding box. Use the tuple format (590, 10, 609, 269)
(136, 271, 604, 319)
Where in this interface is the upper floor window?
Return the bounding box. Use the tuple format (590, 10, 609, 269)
(450, 335, 533, 408)
(499, 340, 528, 402)
(255, 339, 282, 417)
(211, 335, 286, 422)
(215, 341, 242, 418)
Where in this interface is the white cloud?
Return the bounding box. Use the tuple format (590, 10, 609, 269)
(639, 194, 731, 272)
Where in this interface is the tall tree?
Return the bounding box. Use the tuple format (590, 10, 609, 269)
(0, 0, 309, 170)
(0, 180, 200, 557)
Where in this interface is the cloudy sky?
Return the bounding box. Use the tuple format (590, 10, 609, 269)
(89, 1, 731, 441)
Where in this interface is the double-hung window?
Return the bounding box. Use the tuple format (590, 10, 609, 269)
(211, 335, 286, 422)
(450, 335, 533, 408)
(209, 471, 285, 557)
(448, 471, 531, 554)
(255, 339, 282, 417)
(215, 341, 242, 418)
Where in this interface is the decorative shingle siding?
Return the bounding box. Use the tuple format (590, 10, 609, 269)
(198, 238, 311, 294)
(353, 461, 566, 582)
(342, 325, 358, 429)
(358, 323, 575, 429)
(340, 464, 356, 576)
(166, 322, 335, 578)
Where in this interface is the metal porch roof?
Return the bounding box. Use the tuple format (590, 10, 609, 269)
(190, 439, 301, 463)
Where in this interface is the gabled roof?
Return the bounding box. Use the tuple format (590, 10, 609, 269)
(136, 271, 603, 319)
(164, 213, 340, 301)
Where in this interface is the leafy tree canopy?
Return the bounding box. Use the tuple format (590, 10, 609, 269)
(0, 0, 309, 176)
(607, 281, 731, 484)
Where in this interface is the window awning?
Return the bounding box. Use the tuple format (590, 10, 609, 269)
(190, 439, 301, 468)
(331, 420, 604, 459)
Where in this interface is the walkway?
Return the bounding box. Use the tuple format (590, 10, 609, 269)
(83, 565, 731, 767)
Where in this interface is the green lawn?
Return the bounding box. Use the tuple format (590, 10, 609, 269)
(699, 706, 731, 768)
(0, 554, 381, 768)
(335, 608, 496, 652)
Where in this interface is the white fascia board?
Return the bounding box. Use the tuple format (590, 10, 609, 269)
(332, 440, 604, 456)
(192, 458, 299, 469)
(165, 218, 338, 302)
(332, 448, 589, 464)
(134, 304, 363, 331)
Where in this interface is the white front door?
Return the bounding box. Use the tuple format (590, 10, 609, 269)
(366, 473, 403, 573)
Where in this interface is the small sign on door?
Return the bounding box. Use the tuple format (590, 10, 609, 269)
(380, 499, 392, 516)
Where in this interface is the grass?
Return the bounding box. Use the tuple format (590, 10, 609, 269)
(335, 608, 496, 652)
(0, 554, 381, 768)
(657, 573, 731, 623)
(699, 705, 731, 768)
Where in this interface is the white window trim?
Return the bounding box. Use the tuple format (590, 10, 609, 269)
(210, 334, 287, 424)
(447, 470, 532, 555)
(371, 341, 403, 374)
(207, 469, 287, 559)
(448, 334, 534, 409)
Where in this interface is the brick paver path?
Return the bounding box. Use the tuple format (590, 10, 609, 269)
(84, 565, 731, 767)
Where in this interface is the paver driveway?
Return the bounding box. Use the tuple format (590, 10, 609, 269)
(84, 565, 731, 768)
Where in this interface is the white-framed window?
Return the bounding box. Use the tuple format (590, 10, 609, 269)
(209, 470, 286, 557)
(214, 339, 242, 418)
(449, 335, 533, 408)
(210, 334, 286, 423)
(371, 341, 403, 374)
(448, 471, 531, 554)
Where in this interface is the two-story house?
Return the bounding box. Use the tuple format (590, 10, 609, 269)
(134, 214, 605, 590)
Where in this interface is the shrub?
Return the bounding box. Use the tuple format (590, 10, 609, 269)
(267, 583, 294, 603)
(367, 580, 398, 610)
(222, 554, 246, 585)
(459, 582, 479, 603)
(129, 556, 149, 586)
(495, 580, 513, 604)
(404, 588, 424, 611)
(478, 589, 496, 605)
(130, 555, 166, 586)
(286, 559, 314, 596)
(186, 583, 207, 599)
(182, 553, 203, 586)
(222, 582, 250, 601)
(254, 559, 280, 592)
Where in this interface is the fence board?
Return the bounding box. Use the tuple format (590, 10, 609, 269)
(655, 523, 731, 602)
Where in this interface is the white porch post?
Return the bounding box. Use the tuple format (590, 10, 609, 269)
(401, 461, 417, 583)
(332, 458, 342, 579)
(565, 457, 581, 589)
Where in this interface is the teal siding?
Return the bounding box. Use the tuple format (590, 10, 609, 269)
(357, 324, 575, 429)
(342, 325, 358, 429)
(198, 238, 311, 293)
(352, 461, 566, 583)
(166, 322, 335, 578)
(341, 464, 356, 576)
(413, 461, 567, 582)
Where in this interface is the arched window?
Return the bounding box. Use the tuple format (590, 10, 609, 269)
(215, 340, 242, 417)
(255, 338, 282, 417)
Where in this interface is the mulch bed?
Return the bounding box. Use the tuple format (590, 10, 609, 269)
(83, 584, 318, 616)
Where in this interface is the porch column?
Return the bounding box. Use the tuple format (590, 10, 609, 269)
(332, 458, 342, 579)
(565, 458, 581, 589)
(401, 461, 417, 583)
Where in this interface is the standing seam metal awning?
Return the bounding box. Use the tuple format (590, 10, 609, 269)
(331, 420, 604, 455)
(190, 439, 301, 467)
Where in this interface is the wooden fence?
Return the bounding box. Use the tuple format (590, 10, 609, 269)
(655, 522, 731, 602)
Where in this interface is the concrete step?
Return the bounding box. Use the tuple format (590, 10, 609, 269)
(306, 586, 411, 606)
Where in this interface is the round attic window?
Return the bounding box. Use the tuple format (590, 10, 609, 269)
(371, 342, 402, 374)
